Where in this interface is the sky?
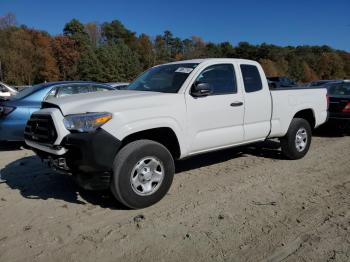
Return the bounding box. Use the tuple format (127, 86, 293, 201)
(1, 0, 349, 51)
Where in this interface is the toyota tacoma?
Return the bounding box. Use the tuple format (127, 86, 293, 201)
(24, 59, 328, 209)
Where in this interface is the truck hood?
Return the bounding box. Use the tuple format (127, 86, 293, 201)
(45, 90, 174, 116)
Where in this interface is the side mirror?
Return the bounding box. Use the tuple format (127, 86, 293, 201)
(191, 82, 212, 97)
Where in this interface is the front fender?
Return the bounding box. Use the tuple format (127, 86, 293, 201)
(102, 116, 187, 157)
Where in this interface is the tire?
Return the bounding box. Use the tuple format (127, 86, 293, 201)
(280, 118, 312, 160)
(111, 139, 175, 209)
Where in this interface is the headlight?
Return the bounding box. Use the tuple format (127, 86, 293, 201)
(63, 112, 112, 132)
(0, 106, 16, 117)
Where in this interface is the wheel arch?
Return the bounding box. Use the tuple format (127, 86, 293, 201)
(292, 108, 316, 129)
(120, 127, 182, 159)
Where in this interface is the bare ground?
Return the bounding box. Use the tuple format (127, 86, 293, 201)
(0, 132, 349, 262)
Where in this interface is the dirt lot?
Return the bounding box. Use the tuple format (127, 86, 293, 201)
(0, 132, 349, 262)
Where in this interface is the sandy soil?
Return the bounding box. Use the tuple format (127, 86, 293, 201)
(0, 132, 349, 262)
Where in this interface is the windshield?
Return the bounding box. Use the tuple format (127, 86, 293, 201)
(127, 63, 199, 93)
(10, 83, 46, 100)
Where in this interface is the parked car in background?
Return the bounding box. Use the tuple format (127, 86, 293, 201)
(14, 85, 32, 92)
(307, 80, 339, 87)
(106, 82, 129, 90)
(25, 59, 327, 209)
(0, 81, 114, 142)
(267, 76, 297, 89)
(324, 80, 350, 129)
(0, 82, 18, 98)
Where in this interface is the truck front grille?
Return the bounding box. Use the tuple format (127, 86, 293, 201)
(24, 114, 57, 144)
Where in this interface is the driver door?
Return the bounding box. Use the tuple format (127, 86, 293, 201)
(185, 63, 245, 154)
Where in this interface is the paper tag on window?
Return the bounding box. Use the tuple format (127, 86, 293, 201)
(175, 67, 194, 74)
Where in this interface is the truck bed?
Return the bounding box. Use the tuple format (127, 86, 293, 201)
(269, 88, 328, 138)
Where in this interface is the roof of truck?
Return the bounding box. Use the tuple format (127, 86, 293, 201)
(164, 58, 257, 65)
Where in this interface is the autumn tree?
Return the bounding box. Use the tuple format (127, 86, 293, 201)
(301, 62, 318, 82)
(51, 36, 80, 80)
(136, 34, 155, 69)
(0, 28, 58, 84)
(260, 59, 279, 77)
(317, 52, 345, 79)
(1, 14, 350, 85)
(29, 29, 59, 83)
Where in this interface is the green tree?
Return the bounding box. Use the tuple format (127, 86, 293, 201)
(96, 42, 142, 82)
(78, 47, 103, 81)
(63, 19, 90, 50)
(101, 20, 137, 48)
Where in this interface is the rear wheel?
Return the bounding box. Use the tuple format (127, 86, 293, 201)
(280, 118, 312, 160)
(111, 140, 175, 209)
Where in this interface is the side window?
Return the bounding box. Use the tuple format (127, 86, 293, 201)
(75, 85, 91, 94)
(240, 64, 263, 93)
(56, 85, 78, 98)
(195, 64, 237, 95)
(90, 85, 111, 92)
(45, 87, 58, 100)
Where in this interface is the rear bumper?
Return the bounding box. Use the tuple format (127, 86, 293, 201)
(0, 118, 26, 141)
(30, 129, 122, 173)
(327, 113, 350, 128)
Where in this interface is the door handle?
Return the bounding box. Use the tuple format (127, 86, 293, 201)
(230, 101, 243, 107)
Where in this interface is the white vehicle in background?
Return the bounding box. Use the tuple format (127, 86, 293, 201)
(25, 58, 328, 209)
(0, 82, 18, 98)
(106, 82, 129, 90)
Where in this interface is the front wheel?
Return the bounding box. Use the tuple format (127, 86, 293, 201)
(280, 118, 312, 160)
(111, 140, 175, 209)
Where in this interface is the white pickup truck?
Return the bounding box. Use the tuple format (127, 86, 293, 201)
(25, 59, 328, 209)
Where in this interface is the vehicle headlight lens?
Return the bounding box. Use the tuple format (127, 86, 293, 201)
(0, 106, 16, 117)
(63, 112, 112, 132)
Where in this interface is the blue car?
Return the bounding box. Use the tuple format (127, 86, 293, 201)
(0, 81, 114, 142)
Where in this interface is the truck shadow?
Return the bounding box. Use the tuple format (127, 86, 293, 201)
(1, 156, 127, 210)
(2, 140, 283, 208)
(0, 141, 25, 151)
(313, 126, 350, 138)
(175, 140, 283, 173)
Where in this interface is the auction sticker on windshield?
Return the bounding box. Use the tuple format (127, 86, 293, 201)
(175, 67, 194, 74)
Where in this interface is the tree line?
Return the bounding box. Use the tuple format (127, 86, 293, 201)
(0, 13, 349, 85)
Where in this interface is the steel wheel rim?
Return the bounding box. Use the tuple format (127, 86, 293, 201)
(130, 156, 164, 196)
(295, 127, 308, 152)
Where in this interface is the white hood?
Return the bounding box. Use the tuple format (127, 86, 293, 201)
(46, 90, 174, 116)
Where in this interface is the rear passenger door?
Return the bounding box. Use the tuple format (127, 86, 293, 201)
(240, 64, 271, 141)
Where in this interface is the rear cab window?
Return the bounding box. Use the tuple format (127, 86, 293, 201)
(240, 64, 263, 93)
